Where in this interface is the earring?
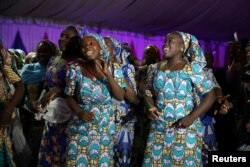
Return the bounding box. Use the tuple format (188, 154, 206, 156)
(180, 48, 184, 52)
(100, 50, 103, 55)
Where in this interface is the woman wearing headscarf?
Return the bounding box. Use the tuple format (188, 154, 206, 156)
(142, 32, 216, 166)
(105, 36, 138, 166)
(65, 33, 125, 166)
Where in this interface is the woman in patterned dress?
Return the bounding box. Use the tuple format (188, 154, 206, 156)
(65, 33, 125, 166)
(37, 26, 82, 167)
(104, 36, 138, 166)
(142, 32, 216, 167)
(0, 40, 25, 167)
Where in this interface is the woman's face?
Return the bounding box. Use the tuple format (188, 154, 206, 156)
(82, 36, 101, 61)
(36, 42, 53, 65)
(163, 33, 184, 59)
(58, 28, 77, 51)
(104, 37, 114, 57)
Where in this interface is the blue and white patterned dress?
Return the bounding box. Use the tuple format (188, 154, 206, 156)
(113, 62, 137, 167)
(142, 62, 213, 167)
(64, 62, 116, 166)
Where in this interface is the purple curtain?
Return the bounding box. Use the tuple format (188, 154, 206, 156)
(0, 17, 227, 68)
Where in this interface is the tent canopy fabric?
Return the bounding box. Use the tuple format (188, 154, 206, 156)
(0, 0, 249, 41)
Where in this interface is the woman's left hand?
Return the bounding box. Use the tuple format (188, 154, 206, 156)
(217, 95, 233, 115)
(96, 58, 109, 75)
(175, 115, 195, 128)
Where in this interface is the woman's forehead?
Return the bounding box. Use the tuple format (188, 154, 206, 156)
(167, 32, 182, 39)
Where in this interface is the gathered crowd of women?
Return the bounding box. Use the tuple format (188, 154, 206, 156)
(0, 25, 249, 167)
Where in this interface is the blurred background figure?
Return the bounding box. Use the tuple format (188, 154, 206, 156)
(133, 44, 161, 166)
(20, 39, 56, 166)
(237, 41, 250, 150)
(198, 51, 233, 166)
(8, 49, 26, 73)
(25, 52, 38, 64)
(105, 36, 139, 167)
(141, 44, 161, 67)
(37, 26, 82, 167)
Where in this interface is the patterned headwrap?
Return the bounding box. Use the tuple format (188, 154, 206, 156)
(106, 36, 122, 61)
(176, 31, 207, 68)
(8, 49, 26, 69)
(120, 42, 131, 66)
(84, 33, 109, 62)
(75, 25, 89, 38)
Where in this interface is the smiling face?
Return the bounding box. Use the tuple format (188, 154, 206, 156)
(82, 36, 101, 61)
(163, 32, 184, 60)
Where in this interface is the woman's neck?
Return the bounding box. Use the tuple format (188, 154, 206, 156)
(167, 56, 183, 67)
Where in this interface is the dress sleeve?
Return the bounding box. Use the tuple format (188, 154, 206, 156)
(186, 63, 214, 95)
(113, 63, 126, 89)
(64, 64, 78, 96)
(205, 68, 221, 89)
(123, 64, 137, 92)
(144, 64, 157, 97)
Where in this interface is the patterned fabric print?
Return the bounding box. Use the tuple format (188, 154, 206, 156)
(199, 68, 219, 167)
(201, 119, 217, 167)
(108, 36, 122, 62)
(0, 66, 21, 106)
(176, 32, 207, 69)
(38, 56, 73, 167)
(64, 62, 115, 166)
(0, 52, 18, 167)
(0, 127, 15, 167)
(142, 63, 213, 167)
(38, 122, 68, 167)
(45, 56, 67, 88)
(122, 64, 137, 92)
(111, 62, 137, 167)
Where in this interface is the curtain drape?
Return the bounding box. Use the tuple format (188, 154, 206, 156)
(0, 17, 227, 67)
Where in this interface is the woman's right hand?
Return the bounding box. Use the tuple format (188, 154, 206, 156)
(77, 111, 95, 122)
(148, 106, 161, 120)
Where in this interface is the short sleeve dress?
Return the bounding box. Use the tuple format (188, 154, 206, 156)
(65, 62, 115, 166)
(143, 62, 213, 167)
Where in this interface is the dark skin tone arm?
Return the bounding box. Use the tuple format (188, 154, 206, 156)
(177, 88, 216, 127)
(124, 79, 139, 104)
(67, 96, 95, 122)
(95, 58, 125, 101)
(213, 87, 233, 115)
(0, 80, 25, 126)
